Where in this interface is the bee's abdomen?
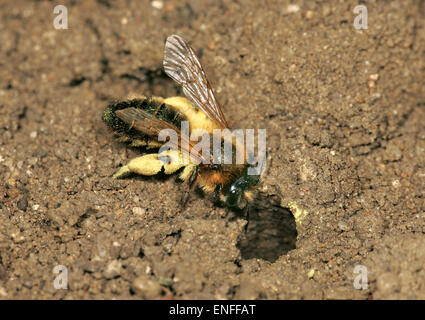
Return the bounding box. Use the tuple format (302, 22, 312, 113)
(102, 97, 187, 147)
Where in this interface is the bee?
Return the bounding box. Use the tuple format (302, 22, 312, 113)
(103, 35, 264, 209)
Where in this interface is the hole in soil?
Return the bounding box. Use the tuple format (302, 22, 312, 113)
(237, 199, 297, 262)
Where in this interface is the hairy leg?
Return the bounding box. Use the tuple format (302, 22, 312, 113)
(113, 150, 186, 178)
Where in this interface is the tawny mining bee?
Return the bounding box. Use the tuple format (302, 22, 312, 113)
(103, 35, 265, 209)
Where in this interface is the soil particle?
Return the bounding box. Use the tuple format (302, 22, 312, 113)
(365, 234, 425, 299)
(103, 260, 123, 279)
(131, 275, 163, 299)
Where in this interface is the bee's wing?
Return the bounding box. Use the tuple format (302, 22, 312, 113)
(116, 107, 207, 163)
(163, 34, 229, 129)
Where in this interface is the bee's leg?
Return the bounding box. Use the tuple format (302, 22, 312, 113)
(180, 166, 199, 207)
(188, 165, 199, 186)
(213, 184, 221, 205)
(113, 164, 132, 179)
(243, 205, 251, 232)
(113, 150, 184, 179)
(214, 185, 231, 219)
(223, 207, 230, 219)
(113, 154, 163, 178)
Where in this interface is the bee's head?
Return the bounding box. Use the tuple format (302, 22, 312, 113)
(223, 167, 260, 209)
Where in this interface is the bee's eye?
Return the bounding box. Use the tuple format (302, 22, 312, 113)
(226, 185, 242, 207)
(211, 164, 221, 171)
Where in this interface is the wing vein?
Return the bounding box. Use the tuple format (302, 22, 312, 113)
(163, 34, 228, 129)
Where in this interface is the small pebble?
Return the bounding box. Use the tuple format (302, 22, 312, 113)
(103, 260, 122, 279)
(17, 195, 28, 211)
(132, 207, 145, 216)
(305, 10, 314, 19)
(158, 277, 174, 287)
(368, 73, 379, 81)
(287, 4, 300, 13)
(151, 0, 163, 10)
(131, 275, 162, 299)
(392, 179, 400, 188)
(338, 221, 350, 231)
(0, 287, 7, 297)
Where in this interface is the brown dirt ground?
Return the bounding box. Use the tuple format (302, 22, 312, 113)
(0, 0, 424, 299)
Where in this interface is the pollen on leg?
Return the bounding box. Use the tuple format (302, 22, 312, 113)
(160, 150, 186, 174)
(113, 154, 163, 177)
(179, 164, 195, 182)
(113, 165, 132, 179)
(113, 150, 188, 179)
(147, 140, 163, 149)
(130, 139, 147, 147)
(127, 154, 164, 175)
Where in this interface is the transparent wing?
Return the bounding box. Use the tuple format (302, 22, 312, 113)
(116, 107, 207, 164)
(163, 34, 228, 129)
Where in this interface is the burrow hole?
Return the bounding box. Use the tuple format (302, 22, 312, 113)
(237, 197, 297, 262)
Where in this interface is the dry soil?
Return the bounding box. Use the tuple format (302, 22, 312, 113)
(0, 0, 424, 299)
